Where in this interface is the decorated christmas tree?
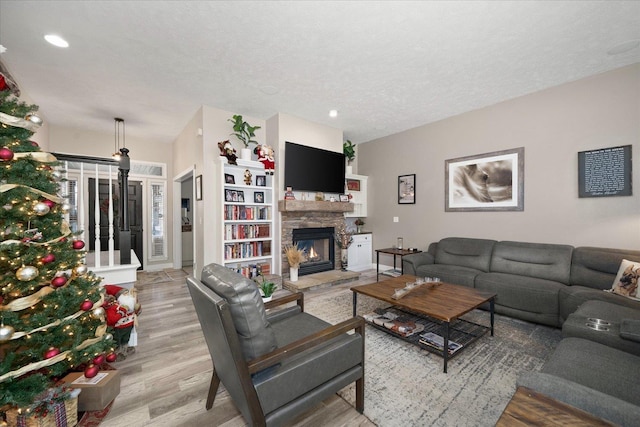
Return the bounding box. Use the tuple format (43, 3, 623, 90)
(0, 84, 114, 416)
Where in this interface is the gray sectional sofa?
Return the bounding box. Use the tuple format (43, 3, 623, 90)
(403, 237, 640, 426)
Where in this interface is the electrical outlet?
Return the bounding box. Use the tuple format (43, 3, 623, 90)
(393, 216, 399, 223)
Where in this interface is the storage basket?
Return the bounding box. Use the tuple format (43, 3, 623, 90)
(4, 397, 77, 427)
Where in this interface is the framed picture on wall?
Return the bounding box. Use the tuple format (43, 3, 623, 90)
(254, 191, 264, 203)
(398, 174, 416, 204)
(445, 147, 524, 212)
(256, 175, 266, 186)
(346, 178, 361, 191)
(224, 173, 235, 184)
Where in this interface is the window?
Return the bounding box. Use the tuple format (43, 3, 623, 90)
(150, 181, 167, 258)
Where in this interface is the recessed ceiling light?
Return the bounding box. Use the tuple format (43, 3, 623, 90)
(607, 39, 639, 55)
(44, 34, 69, 48)
(329, 109, 338, 118)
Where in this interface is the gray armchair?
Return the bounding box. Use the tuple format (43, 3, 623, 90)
(186, 264, 365, 426)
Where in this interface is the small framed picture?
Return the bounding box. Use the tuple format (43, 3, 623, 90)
(236, 190, 245, 203)
(195, 175, 203, 201)
(224, 173, 235, 184)
(256, 175, 266, 186)
(346, 178, 361, 191)
(339, 194, 350, 202)
(254, 191, 264, 203)
(398, 174, 416, 204)
(225, 189, 234, 202)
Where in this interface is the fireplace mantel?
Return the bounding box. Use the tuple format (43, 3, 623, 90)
(278, 200, 354, 213)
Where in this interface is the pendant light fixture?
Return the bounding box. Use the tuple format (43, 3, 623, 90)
(113, 117, 125, 160)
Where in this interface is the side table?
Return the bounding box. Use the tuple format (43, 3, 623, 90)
(375, 247, 422, 281)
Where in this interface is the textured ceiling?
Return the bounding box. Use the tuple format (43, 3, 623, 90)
(0, 1, 639, 145)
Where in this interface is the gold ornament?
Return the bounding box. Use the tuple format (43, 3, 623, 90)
(16, 265, 39, 281)
(73, 264, 89, 275)
(92, 306, 105, 319)
(0, 322, 15, 342)
(61, 203, 71, 213)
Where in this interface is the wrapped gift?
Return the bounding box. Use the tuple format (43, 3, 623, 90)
(4, 396, 78, 427)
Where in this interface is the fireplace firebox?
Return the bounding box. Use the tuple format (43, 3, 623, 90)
(292, 227, 335, 276)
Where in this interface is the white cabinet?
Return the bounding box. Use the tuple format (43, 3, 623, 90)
(221, 159, 274, 278)
(348, 233, 372, 272)
(345, 173, 367, 217)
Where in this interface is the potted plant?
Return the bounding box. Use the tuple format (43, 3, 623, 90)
(343, 140, 356, 173)
(228, 114, 261, 160)
(336, 223, 353, 271)
(283, 244, 306, 282)
(355, 218, 365, 233)
(256, 273, 277, 302)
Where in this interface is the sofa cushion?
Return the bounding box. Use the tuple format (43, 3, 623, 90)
(200, 263, 277, 360)
(415, 264, 480, 288)
(610, 259, 640, 299)
(540, 337, 640, 407)
(433, 237, 496, 272)
(475, 272, 562, 316)
(570, 246, 640, 290)
(489, 241, 573, 284)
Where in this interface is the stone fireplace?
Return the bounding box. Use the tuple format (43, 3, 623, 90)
(279, 200, 353, 277)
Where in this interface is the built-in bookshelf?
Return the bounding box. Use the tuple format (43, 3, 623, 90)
(221, 159, 274, 278)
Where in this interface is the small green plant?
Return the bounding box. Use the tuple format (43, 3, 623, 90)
(343, 140, 356, 162)
(228, 114, 261, 148)
(256, 273, 277, 298)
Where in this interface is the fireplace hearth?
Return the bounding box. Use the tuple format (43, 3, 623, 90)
(293, 227, 335, 276)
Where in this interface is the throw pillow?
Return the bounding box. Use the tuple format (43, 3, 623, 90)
(609, 259, 640, 300)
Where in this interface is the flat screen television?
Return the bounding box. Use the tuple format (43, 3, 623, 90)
(285, 141, 346, 194)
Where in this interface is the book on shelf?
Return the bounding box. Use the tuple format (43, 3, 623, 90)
(418, 332, 463, 355)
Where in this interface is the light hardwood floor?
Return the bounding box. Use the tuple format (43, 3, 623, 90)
(101, 268, 377, 426)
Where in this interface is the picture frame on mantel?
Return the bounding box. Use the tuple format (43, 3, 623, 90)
(445, 147, 524, 212)
(398, 174, 416, 204)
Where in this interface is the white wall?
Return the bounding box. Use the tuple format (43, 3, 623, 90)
(359, 64, 640, 254)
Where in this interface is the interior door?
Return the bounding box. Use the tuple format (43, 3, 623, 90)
(88, 178, 143, 269)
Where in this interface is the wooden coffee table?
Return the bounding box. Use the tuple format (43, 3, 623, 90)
(351, 275, 496, 373)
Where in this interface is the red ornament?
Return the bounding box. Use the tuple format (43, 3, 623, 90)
(44, 347, 60, 359)
(80, 300, 93, 311)
(30, 140, 39, 147)
(0, 147, 14, 161)
(72, 240, 85, 250)
(84, 364, 99, 378)
(93, 354, 105, 365)
(51, 275, 68, 288)
(106, 352, 117, 363)
(41, 253, 56, 264)
(43, 199, 56, 208)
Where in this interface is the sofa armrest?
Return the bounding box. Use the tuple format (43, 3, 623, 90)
(517, 372, 640, 426)
(402, 252, 434, 275)
(621, 319, 640, 343)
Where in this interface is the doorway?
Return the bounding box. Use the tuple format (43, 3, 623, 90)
(88, 178, 144, 269)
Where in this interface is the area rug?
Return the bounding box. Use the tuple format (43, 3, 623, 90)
(304, 289, 563, 427)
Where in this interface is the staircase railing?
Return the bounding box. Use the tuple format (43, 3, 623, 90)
(52, 148, 132, 267)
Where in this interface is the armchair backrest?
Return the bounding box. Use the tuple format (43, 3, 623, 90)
(186, 275, 263, 424)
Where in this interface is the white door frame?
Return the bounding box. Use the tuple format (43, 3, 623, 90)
(172, 166, 195, 270)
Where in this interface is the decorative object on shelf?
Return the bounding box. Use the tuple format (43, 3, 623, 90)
(339, 194, 349, 202)
(315, 192, 324, 201)
(254, 144, 275, 175)
(224, 173, 235, 184)
(218, 140, 238, 165)
(256, 175, 266, 186)
(243, 169, 252, 185)
(398, 174, 416, 204)
(284, 186, 295, 200)
(283, 244, 306, 282)
(336, 222, 353, 271)
(397, 237, 403, 249)
(228, 114, 261, 160)
(254, 191, 264, 203)
(355, 218, 365, 233)
(346, 178, 360, 191)
(344, 139, 355, 173)
(195, 174, 202, 200)
(445, 147, 524, 212)
(255, 273, 277, 302)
